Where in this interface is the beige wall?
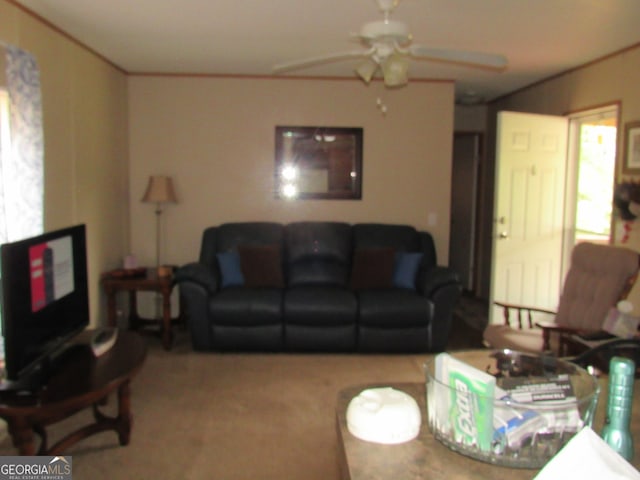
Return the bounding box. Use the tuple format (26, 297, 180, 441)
(2, 0, 456, 325)
(128, 76, 455, 268)
(483, 45, 640, 308)
(0, 0, 130, 326)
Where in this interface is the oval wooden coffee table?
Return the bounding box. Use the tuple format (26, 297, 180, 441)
(0, 330, 147, 455)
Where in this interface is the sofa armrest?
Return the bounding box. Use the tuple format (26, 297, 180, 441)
(417, 266, 460, 297)
(174, 262, 218, 351)
(418, 266, 462, 351)
(174, 262, 218, 294)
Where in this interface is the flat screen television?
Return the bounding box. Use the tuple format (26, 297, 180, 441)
(0, 224, 90, 388)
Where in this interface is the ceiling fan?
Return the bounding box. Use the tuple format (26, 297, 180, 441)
(272, 0, 507, 88)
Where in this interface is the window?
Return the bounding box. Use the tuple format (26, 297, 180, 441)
(1, 45, 44, 244)
(0, 88, 12, 245)
(575, 123, 616, 240)
(569, 108, 617, 244)
(0, 88, 9, 336)
(0, 45, 46, 338)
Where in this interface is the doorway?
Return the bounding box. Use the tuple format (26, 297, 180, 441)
(449, 132, 481, 293)
(562, 106, 617, 274)
(486, 106, 618, 326)
(489, 111, 568, 325)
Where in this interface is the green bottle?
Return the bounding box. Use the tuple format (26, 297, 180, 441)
(601, 356, 635, 461)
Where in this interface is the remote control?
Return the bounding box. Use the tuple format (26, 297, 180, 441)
(91, 328, 118, 357)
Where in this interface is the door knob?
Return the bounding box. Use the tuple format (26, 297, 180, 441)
(499, 231, 509, 239)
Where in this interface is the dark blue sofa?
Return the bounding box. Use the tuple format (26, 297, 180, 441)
(174, 222, 461, 352)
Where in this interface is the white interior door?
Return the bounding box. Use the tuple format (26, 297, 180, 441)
(489, 111, 569, 326)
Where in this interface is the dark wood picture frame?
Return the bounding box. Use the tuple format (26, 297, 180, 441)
(274, 126, 363, 200)
(623, 120, 640, 174)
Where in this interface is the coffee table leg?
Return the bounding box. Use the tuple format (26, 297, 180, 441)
(45, 385, 134, 454)
(8, 418, 37, 456)
(116, 380, 133, 445)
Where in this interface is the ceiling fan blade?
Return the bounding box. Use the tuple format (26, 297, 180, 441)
(273, 49, 372, 74)
(409, 45, 508, 71)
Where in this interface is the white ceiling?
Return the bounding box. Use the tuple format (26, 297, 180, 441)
(13, 0, 640, 102)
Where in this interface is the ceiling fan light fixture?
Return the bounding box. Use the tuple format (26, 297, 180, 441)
(271, 0, 507, 90)
(355, 59, 378, 84)
(382, 54, 409, 87)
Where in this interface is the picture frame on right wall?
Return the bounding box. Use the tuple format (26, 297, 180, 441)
(623, 120, 640, 174)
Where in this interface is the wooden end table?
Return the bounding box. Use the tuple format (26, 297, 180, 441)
(101, 267, 181, 350)
(0, 330, 147, 455)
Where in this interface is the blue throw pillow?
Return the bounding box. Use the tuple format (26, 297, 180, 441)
(216, 251, 245, 288)
(393, 252, 423, 290)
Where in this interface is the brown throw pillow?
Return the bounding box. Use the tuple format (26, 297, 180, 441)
(349, 247, 395, 290)
(238, 244, 284, 288)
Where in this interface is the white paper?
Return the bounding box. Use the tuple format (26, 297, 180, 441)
(535, 427, 640, 480)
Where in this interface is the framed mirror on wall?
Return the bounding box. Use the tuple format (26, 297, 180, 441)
(275, 126, 363, 200)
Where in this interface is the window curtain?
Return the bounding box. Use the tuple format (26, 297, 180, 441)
(0, 44, 44, 244)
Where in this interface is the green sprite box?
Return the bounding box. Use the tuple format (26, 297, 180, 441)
(436, 353, 495, 452)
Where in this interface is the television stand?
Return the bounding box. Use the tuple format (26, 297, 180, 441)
(0, 371, 44, 393)
(0, 330, 146, 455)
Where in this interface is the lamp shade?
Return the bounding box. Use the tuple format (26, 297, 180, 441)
(142, 175, 177, 204)
(355, 60, 378, 84)
(382, 54, 409, 88)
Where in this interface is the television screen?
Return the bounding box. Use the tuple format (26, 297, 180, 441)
(1, 224, 90, 384)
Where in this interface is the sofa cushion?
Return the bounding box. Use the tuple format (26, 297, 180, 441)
(284, 286, 357, 326)
(393, 252, 423, 290)
(349, 247, 395, 290)
(210, 288, 283, 327)
(357, 290, 432, 328)
(216, 251, 245, 288)
(238, 244, 284, 288)
(285, 222, 352, 286)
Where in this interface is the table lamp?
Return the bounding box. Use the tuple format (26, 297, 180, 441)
(142, 175, 177, 273)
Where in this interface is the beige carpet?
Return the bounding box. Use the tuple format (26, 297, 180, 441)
(0, 334, 433, 480)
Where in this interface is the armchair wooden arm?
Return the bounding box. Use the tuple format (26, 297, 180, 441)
(494, 301, 556, 329)
(534, 322, 587, 355)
